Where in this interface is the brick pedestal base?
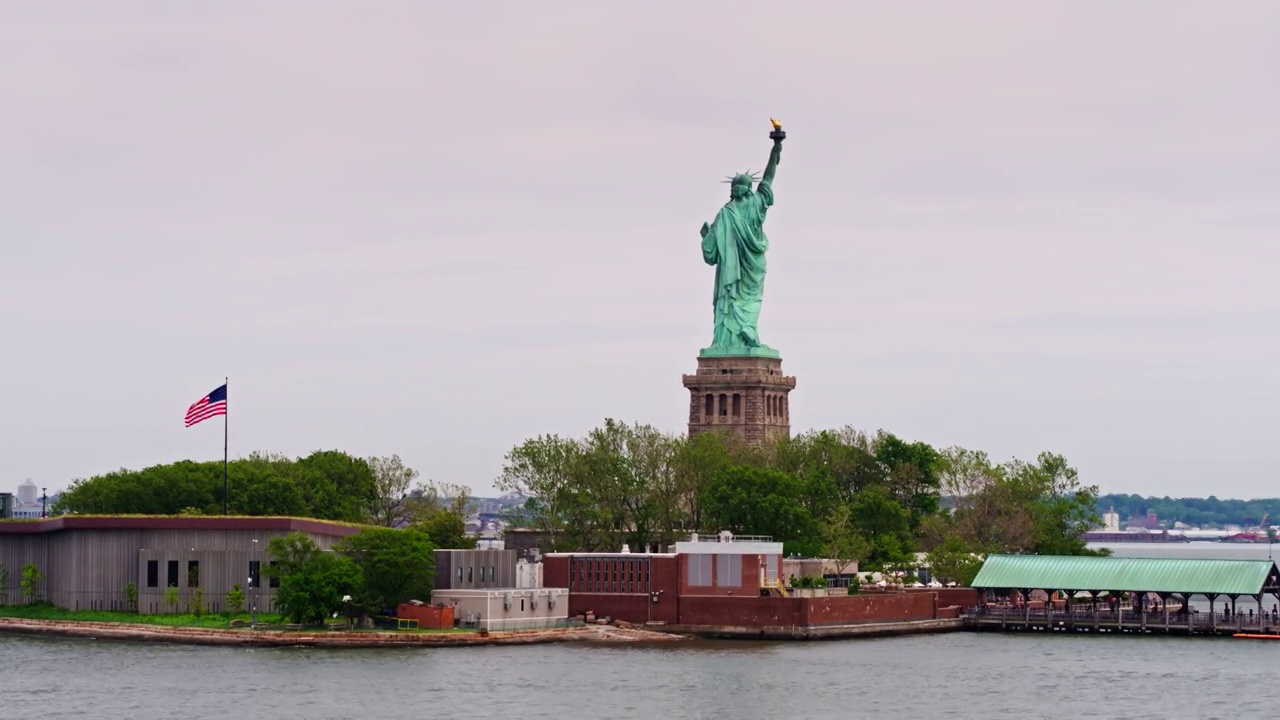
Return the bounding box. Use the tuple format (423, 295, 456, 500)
(681, 355, 796, 445)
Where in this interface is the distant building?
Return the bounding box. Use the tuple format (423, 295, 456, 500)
(1102, 507, 1121, 533)
(429, 547, 568, 630)
(10, 480, 45, 519)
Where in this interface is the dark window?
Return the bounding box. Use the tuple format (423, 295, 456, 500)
(718, 393, 728, 416)
(467, 566, 473, 583)
(187, 560, 200, 588)
(732, 393, 741, 416)
(489, 566, 495, 582)
(704, 394, 714, 417)
(146, 560, 158, 588)
(269, 561, 280, 588)
(166, 560, 179, 588)
(520, 597, 526, 612)
(249, 561, 261, 588)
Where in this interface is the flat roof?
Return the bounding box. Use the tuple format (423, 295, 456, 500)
(972, 554, 1280, 596)
(0, 515, 366, 537)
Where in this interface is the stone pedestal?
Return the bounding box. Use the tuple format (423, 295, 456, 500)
(681, 355, 796, 445)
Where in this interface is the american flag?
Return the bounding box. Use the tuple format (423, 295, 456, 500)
(185, 383, 227, 427)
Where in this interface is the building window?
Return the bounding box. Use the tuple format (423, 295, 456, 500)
(457, 567, 463, 583)
(732, 393, 741, 417)
(766, 555, 780, 583)
(489, 566, 495, 582)
(187, 560, 200, 588)
(269, 561, 280, 588)
(716, 555, 742, 587)
(687, 555, 713, 587)
(146, 560, 158, 588)
(467, 566, 473, 583)
(718, 394, 727, 416)
(167, 560, 179, 588)
(249, 561, 261, 588)
(704, 393, 714, 417)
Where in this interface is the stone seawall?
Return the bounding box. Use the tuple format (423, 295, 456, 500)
(0, 618, 681, 648)
(658, 617, 964, 640)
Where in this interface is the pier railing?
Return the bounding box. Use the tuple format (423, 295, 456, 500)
(960, 604, 1279, 635)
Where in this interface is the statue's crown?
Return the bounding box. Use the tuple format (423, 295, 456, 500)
(723, 171, 759, 187)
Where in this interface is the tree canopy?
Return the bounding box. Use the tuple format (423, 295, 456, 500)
(498, 419, 1104, 576)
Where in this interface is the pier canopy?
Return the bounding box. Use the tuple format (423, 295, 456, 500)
(972, 555, 1280, 596)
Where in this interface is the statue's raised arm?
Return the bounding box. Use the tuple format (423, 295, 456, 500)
(761, 118, 786, 189)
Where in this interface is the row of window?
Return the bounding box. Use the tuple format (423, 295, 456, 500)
(702, 393, 789, 420)
(458, 566, 496, 584)
(568, 558, 651, 594)
(144, 560, 277, 589)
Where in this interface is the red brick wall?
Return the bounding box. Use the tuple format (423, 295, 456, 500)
(679, 596, 804, 627)
(543, 556, 568, 588)
(932, 587, 980, 608)
(395, 604, 454, 629)
(802, 593, 935, 626)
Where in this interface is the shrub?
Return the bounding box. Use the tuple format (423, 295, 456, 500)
(163, 585, 179, 611)
(20, 564, 45, 603)
(189, 588, 205, 618)
(124, 582, 138, 612)
(0, 563, 9, 605)
(225, 583, 245, 615)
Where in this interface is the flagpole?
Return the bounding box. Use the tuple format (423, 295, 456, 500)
(223, 376, 229, 515)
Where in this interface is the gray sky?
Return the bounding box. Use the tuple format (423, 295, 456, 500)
(2, 1, 1277, 500)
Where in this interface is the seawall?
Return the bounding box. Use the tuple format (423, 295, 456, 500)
(0, 618, 681, 648)
(659, 617, 964, 640)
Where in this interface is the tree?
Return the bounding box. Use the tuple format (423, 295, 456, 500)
(926, 536, 984, 587)
(52, 450, 377, 520)
(496, 434, 591, 551)
(847, 486, 915, 570)
(336, 528, 436, 614)
(367, 454, 420, 527)
(701, 465, 818, 553)
(820, 503, 870, 576)
(1004, 452, 1104, 556)
(20, 563, 45, 603)
(277, 552, 364, 624)
(124, 581, 138, 612)
(225, 583, 245, 615)
(266, 532, 323, 580)
(415, 511, 475, 549)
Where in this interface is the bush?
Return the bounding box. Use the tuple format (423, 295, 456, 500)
(188, 588, 205, 618)
(124, 582, 138, 612)
(163, 585, 179, 611)
(225, 584, 245, 615)
(0, 563, 9, 605)
(20, 564, 45, 603)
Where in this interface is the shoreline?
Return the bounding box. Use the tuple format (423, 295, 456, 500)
(0, 617, 682, 648)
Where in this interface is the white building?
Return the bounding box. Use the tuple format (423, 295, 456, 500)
(1102, 507, 1121, 533)
(10, 480, 45, 519)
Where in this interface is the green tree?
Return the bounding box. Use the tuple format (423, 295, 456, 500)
(225, 583, 245, 615)
(701, 465, 818, 553)
(926, 536, 984, 587)
(20, 563, 45, 603)
(1004, 452, 1104, 556)
(847, 486, 914, 570)
(336, 528, 436, 614)
(266, 532, 323, 580)
(277, 552, 364, 624)
(162, 584, 179, 611)
(367, 454, 420, 527)
(496, 434, 593, 551)
(124, 581, 138, 612)
(415, 510, 474, 549)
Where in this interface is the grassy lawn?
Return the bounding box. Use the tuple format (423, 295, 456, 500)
(0, 603, 279, 629)
(0, 604, 479, 633)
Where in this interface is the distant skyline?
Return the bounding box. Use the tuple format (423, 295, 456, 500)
(2, 2, 1276, 500)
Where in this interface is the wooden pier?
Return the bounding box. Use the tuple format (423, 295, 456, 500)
(962, 606, 1279, 636)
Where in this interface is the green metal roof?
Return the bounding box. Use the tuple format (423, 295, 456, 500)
(971, 555, 1280, 596)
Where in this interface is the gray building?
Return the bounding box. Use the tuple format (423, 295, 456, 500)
(0, 516, 360, 613)
(434, 548, 518, 590)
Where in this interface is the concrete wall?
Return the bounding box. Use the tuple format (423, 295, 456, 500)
(431, 588, 569, 631)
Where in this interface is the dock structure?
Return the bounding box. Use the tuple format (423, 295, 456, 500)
(963, 555, 1280, 637)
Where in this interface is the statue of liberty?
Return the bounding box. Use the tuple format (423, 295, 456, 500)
(699, 119, 786, 358)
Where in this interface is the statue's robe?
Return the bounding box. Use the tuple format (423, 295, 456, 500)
(701, 180, 774, 348)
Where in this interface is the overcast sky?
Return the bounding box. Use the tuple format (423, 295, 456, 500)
(2, 1, 1276, 500)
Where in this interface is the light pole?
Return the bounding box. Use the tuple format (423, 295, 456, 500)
(343, 594, 353, 631)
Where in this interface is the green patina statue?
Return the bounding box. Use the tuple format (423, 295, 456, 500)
(699, 119, 787, 358)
